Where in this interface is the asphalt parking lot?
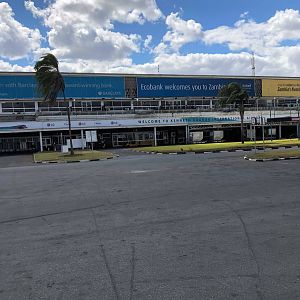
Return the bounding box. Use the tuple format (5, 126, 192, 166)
(0, 151, 300, 299)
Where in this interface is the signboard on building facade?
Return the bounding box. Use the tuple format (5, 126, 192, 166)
(0, 116, 242, 133)
(0, 110, 296, 133)
(85, 130, 98, 142)
(262, 79, 300, 97)
(137, 77, 255, 98)
(0, 74, 125, 100)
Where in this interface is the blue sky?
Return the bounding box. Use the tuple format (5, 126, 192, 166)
(1, 0, 300, 76)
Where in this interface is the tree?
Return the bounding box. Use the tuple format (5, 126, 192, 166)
(218, 82, 249, 144)
(34, 53, 74, 155)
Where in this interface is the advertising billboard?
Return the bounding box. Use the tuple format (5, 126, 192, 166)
(0, 75, 125, 100)
(137, 77, 255, 98)
(262, 79, 300, 97)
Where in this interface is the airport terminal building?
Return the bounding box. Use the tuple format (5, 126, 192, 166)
(0, 72, 300, 152)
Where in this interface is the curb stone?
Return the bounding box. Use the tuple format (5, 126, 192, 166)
(135, 145, 300, 155)
(244, 155, 300, 162)
(35, 155, 119, 164)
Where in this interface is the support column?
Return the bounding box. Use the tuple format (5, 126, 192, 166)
(39, 131, 43, 152)
(34, 101, 38, 113)
(154, 127, 157, 147)
(186, 125, 189, 144)
(0, 102, 2, 114)
(81, 129, 84, 149)
(279, 123, 282, 139)
(210, 99, 213, 110)
(130, 101, 134, 110)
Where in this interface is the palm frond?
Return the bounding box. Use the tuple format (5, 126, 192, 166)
(218, 82, 248, 109)
(34, 53, 65, 104)
(217, 82, 248, 143)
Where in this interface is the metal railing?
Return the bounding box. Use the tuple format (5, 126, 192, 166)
(1, 105, 299, 121)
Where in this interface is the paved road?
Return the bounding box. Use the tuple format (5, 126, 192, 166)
(0, 153, 34, 168)
(0, 151, 300, 299)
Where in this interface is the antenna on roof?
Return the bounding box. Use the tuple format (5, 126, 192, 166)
(251, 52, 256, 77)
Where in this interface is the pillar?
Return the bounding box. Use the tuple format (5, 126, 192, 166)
(81, 129, 84, 149)
(34, 101, 38, 112)
(279, 123, 282, 139)
(39, 131, 43, 152)
(186, 125, 189, 144)
(154, 127, 157, 147)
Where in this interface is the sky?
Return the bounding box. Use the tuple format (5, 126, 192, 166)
(1, 0, 300, 76)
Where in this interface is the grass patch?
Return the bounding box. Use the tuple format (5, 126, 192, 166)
(34, 150, 114, 163)
(247, 149, 300, 160)
(136, 139, 300, 153)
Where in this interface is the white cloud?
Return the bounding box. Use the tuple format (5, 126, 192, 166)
(204, 9, 300, 54)
(155, 12, 203, 53)
(240, 11, 249, 19)
(110, 52, 253, 75)
(144, 35, 153, 50)
(25, 0, 162, 62)
(25, 0, 162, 26)
(106, 49, 300, 78)
(59, 57, 133, 73)
(2, 3, 300, 77)
(24, 0, 49, 18)
(0, 2, 41, 60)
(0, 60, 33, 72)
(49, 27, 141, 61)
(153, 42, 168, 55)
(3, 49, 295, 77)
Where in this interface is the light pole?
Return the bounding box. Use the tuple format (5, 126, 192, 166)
(297, 99, 300, 140)
(261, 115, 265, 151)
(269, 99, 273, 141)
(67, 98, 75, 155)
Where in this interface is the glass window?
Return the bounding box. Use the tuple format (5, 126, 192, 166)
(24, 102, 35, 108)
(2, 102, 13, 108)
(13, 102, 23, 108)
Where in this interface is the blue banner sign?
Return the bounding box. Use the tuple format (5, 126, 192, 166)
(0, 74, 125, 100)
(137, 77, 255, 98)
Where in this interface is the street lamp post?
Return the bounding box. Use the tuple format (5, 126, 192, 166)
(67, 98, 75, 155)
(269, 100, 273, 141)
(261, 115, 265, 151)
(297, 99, 300, 140)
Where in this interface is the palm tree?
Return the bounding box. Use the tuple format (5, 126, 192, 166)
(218, 82, 249, 144)
(34, 53, 74, 155)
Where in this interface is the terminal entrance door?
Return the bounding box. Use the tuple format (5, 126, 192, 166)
(112, 132, 154, 148)
(112, 133, 129, 148)
(156, 131, 169, 145)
